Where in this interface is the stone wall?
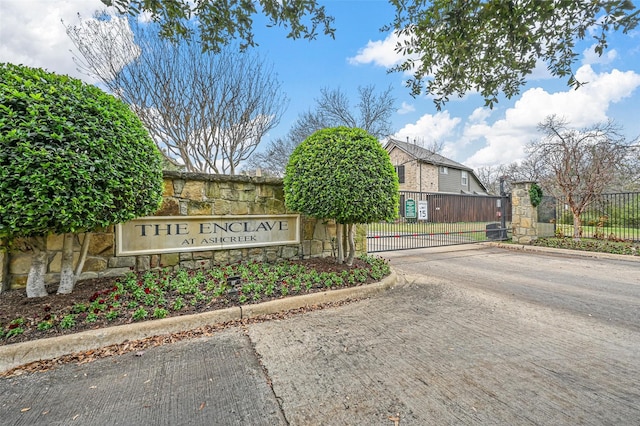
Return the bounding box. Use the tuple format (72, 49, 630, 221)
(511, 181, 539, 244)
(0, 172, 366, 291)
(387, 147, 438, 193)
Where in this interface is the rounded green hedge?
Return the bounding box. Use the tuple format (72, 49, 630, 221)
(0, 63, 163, 238)
(284, 127, 399, 224)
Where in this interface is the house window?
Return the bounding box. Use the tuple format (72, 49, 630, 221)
(461, 171, 468, 186)
(439, 166, 448, 174)
(395, 165, 405, 183)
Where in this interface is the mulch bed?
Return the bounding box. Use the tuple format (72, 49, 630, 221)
(1, 257, 378, 377)
(0, 257, 378, 345)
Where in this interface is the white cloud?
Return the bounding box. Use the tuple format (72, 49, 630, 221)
(391, 66, 640, 170)
(468, 107, 491, 123)
(461, 65, 640, 169)
(582, 44, 618, 65)
(348, 32, 404, 68)
(394, 111, 461, 143)
(397, 101, 415, 115)
(0, 0, 105, 81)
(348, 30, 423, 73)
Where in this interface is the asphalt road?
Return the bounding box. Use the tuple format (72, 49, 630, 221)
(1, 245, 639, 425)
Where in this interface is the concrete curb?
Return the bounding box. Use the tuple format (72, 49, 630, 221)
(241, 270, 398, 318)
(0, 271, 397, 373)
(484, 242, 640, 262)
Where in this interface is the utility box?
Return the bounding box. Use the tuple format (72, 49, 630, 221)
(486, 222, 507, 240)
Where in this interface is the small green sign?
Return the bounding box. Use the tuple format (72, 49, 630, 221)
(405, 198, 417, 218)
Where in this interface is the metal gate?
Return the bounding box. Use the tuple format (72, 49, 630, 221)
(367, 191, 511, 253)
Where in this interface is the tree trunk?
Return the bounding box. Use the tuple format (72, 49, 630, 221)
(57, 233, 75, 294)
(336, 222, 344, 264)
(572, 211, 583, 241)
(57, 233, 76, 294)
(26, 236, 48, 298)
(57, 232, 92, 294)
(75, 233, 91, 278)
(345, 224, 355, 266)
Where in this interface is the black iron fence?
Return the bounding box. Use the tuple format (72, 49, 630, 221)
(554, 192, 640, 241)
(537, 196, 557, 238)
(368, 191, 511, 252)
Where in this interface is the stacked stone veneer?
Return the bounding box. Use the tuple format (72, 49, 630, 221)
(511, 181, 539, 244)
(387, 146, 438, 193)
(1, 172, 366, 291)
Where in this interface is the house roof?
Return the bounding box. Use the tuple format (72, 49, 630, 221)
(384, 137, 488, 193)
(384, 138, 473, 172)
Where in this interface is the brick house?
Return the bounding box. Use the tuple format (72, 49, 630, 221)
(384, 138, 488, 195)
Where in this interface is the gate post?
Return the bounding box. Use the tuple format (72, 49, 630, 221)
(511, 181, 539, 244)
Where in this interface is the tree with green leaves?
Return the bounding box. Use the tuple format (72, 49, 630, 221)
(0, 63, 163, 297)
(284, 127, 399, 265)
(387, 0, 639, 109)
(103, 0, 639, 109)
(102, 0, 336, 51)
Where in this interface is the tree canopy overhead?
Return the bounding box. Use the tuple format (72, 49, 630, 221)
(387, 0, 640, 109)
(103, 0, 640, 109)
(102, 0, 336, 51)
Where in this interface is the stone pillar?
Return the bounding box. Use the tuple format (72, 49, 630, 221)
(511, 181, 539, 244)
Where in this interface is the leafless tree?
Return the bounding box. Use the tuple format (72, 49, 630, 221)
(528, 115, 637, 239)
(478, 157, 557, 196)
(476, 165, 507, 195)
(247, 85, 395, 176)
(66, 12, 287, 174)
(296, 85, 395, 140)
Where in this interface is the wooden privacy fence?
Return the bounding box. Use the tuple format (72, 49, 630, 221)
(398, 191, 512, 223)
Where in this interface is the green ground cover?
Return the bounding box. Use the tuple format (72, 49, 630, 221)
(530, 237, 639, 256)
(0, 255, 390, 345)
(555, 224, 640, 241)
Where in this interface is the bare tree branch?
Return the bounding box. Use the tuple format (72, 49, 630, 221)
(246, 84, 395, 176)
(66, 12, 287, 174)
(528, 115, 634, 239)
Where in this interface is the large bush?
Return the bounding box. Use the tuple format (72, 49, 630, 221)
(284, 127, 398, 263)
(0, 63, 163, 238)
(0, 63, 163, 296)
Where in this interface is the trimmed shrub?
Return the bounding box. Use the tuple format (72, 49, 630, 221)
(0, 63, 163, 239)
(284, 126, 399, 225)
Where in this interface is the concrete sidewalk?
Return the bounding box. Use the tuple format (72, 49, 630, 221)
(1, 329, 288, 425)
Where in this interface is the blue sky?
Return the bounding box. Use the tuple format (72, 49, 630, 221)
(1, 0, 639, 170)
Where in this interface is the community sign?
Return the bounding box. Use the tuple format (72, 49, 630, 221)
(116, 215, 300, 255)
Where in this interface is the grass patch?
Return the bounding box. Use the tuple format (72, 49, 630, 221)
(555, 224, 640, 241)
